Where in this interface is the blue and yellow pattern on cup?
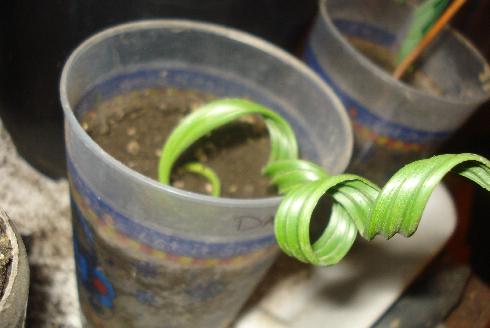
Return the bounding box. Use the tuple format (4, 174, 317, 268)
(305, 17, 460, 183)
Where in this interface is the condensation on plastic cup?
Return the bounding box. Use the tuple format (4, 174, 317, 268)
(306, 0, 490, 184)
(60, 20, 353, 328)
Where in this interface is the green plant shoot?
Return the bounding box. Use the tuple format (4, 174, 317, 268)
(158, 98, 298, 187)
(158, 98, 490, 266)
(397, 0, 449, 64)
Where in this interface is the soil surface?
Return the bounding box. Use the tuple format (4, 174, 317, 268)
(0, 226, 12, 300)
(348, 37, 444, 96)
(81, 88, 276, 198)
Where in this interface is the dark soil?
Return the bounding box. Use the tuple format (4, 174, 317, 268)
(0, 225, 12, 300)
(348, 37, 444, 95)
(81, 88, 276, 198)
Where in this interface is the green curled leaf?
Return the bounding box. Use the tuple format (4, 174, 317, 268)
(158, 98, 298, 185)
(272, 154, 490, 265)
(274, 174, 370, 265)
(180, 162, 221, 197)
(367, 153, 490, 239)
(158, 98, 490, 267)
(263, 160, 329, 194)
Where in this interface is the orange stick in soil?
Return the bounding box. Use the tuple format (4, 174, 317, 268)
(393, 0, 467, 80)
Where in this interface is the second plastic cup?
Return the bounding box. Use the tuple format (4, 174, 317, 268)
(305, 0, 490, 184)
(60, 20, 353, 327)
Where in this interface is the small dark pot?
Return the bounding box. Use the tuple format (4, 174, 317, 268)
(0, 209, 29, 328)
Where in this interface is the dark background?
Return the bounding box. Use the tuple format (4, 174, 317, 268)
(0, 0, 317, 178)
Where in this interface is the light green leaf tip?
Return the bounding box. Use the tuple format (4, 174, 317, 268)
(179, 162, 221, 197)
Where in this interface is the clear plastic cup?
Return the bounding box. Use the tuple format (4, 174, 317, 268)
(60, 20, 352, 327)
(305, 0, 490, 184)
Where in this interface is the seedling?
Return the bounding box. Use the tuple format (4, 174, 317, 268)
(158, 98, 490, 265)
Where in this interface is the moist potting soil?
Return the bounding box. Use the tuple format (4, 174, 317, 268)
(348, 37, 444, 96)
(81, 87, 276, 198)
(0, 224, 12, 300)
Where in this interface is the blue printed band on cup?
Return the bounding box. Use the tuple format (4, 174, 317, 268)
(68, 159, 278, 266)
(77, 67, 321, 164)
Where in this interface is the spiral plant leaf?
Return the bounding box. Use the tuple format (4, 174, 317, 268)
(159, 98, 490, 266)
(158, 98, 298, 188)
(270, 154, 490, 265)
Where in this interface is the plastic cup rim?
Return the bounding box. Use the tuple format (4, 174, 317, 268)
(318, 0, 490, 107)
(0, 210, 20, 310)
(60, 19, 354, 208)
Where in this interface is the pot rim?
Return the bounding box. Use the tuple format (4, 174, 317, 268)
(318, 0, 490, 106)
(60, 19, 353, 208)
(0, 209, 20, 310)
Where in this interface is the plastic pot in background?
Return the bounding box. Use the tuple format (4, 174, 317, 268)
(0, 209, 29, 328)
(60, 20, 352, 327)
(0, 0, 316, 178)
(305, 0, 490, 184)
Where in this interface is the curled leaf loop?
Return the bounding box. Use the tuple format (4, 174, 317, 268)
(268, 154, 490, 265)
(158, 98, 298, 184)
(158, 98, 490, 266)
